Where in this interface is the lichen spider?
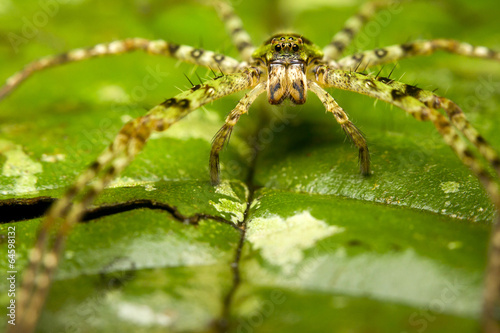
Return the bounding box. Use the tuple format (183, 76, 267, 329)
(2, 0, 500, 332)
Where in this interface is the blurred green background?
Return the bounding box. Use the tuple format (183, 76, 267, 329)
(1, 0, 500, 332)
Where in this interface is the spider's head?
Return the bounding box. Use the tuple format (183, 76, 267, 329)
(252, 34, 324, 106)
(252, 33, 323, 65)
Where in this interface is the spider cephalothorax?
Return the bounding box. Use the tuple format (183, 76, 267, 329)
(252, 34, 323, 104)
(2, 1, 500, 332)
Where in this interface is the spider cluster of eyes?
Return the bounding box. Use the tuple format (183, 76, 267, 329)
(271, 36, 303, 52)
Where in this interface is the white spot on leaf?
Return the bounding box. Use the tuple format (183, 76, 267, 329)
(41, 153, 65, 163)
(116, 302, 173, 326)
(209, 199, 245, 224)
(0, 139, 42, 194)
(246, 211, 345, 274)
(215, 181, 239, 200)
(210, 181, 246, 223)
(440, 181, 460, 194)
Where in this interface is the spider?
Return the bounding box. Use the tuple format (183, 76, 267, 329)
(1, 0, 500, 332)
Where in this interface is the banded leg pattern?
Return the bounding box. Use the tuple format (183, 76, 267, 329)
(323, 0, 399, 61)
(209, 0, 255, 62)
(308, 81, 370, 174)
(337, 39, 500, 70)
(210, 82, 266, 185)
(0, 38, 241, 100)
(316, 64, 500, 333)
(483, 215, 500, 333)
(11, 68, 260, 333)
(314, 65, 500, 203)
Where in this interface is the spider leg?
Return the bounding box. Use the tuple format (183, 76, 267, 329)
(308, 81, 370, 175)
(10, 68, 260, 333)
(337, 39, 500, 70)
(484, 216, 500, 333)
(0, 38, 242, 100)
(314, 65, 500, 331)
(323, 0, 399, 61)
(210, 82, 266, 185)
(208, 0, 255, 63)
(314, 66, 500, 179)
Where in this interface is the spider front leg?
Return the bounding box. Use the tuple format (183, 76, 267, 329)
(0, 38, 242, 100)
(315, 65, 500, 332)
(336, 39, 500, 70)
(308, 81, 370, 175)
(10, 68, 260, 333)
(207, 0, 255, 63)
(323, 0, 400, 61)
(210, 82, 266, 185)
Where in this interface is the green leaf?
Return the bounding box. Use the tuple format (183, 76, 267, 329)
(1, 0, 499, 332)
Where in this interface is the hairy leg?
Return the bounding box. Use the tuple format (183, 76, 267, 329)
(314, 66, 500, 179)
(337, 39, 500, 70)
(10, 68, 260, 333)
(0, 38, 242, 100)
(323, 0, 400, 61)
(314, 65, 500, 332)
(484, 215, 500, 333)
(208, 0, 255, 63)
(210, 82, 266, 185)
(308, 81, 370, 174)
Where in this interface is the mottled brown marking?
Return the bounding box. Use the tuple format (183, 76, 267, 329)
(221, 11, 234, 21)
(331, 41, 345, 51)
(168, 43, 180, 55)
(107, 165, 116, 176)
(364, 79, 379, 91)
(477, 135, 487, 144)
(231, 27, 243, 35)
(447, 106, 462, 119)
(155, 120, 165, 131)
(133, 124, 149, 143)
(57, 53, 69, 63)
(401, 43, 415, 54)
(66, 185, 78, 198)
(237, 41, 252, 52)
(342, 28, 355, 37)
(405, 85, 421, 98)
(213, 54, 225, 63)
(391, 89, 406, 100)
(375, 48, 388, 58)
(377, 77, 394, 85)
(493, 158, 500, 168)
(178, 99, 190, 108)
(355, 13, 368, 23)
(352, 53, 365, 62)
(89, 161, 100, 172)
(161, 98, 176, 107)
(463, 149, 474, 159)
(191, 49, 203, 59)
(120, 122, 135, 137)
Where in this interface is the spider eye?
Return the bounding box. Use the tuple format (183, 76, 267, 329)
(292, 44, 299, 52)
(275, 44, 281, 51)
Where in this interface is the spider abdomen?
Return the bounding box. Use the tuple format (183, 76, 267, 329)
(267, 63, 307, 104)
